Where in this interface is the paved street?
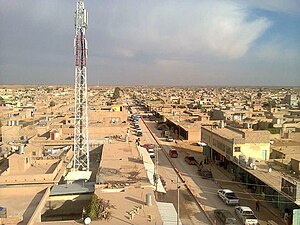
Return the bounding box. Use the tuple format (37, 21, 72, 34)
(136, 117, 211, 225)
(134, 114, 284, 225)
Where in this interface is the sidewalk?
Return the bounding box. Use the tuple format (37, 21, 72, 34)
(210, 163, 284, 225)
(174, 141, 285, 224)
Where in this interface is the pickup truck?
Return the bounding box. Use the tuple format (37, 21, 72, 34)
(185, 156, 198, 165)
(217, 189, 239, 205)
(235, 206, 258, 225)
(169, 149, 178, 158)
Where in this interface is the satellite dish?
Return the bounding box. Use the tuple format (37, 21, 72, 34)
(84, 217, 91, 225)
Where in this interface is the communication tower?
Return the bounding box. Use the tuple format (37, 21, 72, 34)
(73, 0, 89, 172)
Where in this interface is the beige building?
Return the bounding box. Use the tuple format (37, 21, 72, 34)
(1, 124, 21, 143)
(201, 125, 270, 163)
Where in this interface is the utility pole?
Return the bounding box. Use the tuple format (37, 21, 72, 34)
(73, 0, 90, 172)
(154, 144, 159, 196)
(177, 176, 180, 225)
(171, 176, 181, 225)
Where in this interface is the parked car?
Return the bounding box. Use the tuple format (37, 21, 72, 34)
(136, 131, 143, 137)
(235, 206, 258, 225)
(143, 143, 155, 150)
(197, 142, 207, 147)
(217, 189, 239, 205)
(166, 136, 174, 142)
(169, 149, 178, 158)
(185, 155, 198, 165)
(148, 149, 155, 158)
(214, 209, 237, 224)
(198, 168, 213, 179)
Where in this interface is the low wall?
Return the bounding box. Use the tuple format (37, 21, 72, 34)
(288, 132, 300, 140)
(0, 160, 63, 185)
(27, 187, 51, 225)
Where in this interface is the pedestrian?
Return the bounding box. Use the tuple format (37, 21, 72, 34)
(255, 200, 260, 212)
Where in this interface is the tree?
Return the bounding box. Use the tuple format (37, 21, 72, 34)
(256, 121, 271, 130)
(0, 96, 5, 106)
(112, 87, 121, 100)
(257, 92, 262, 98)
(49, 100, 56, 107)
(85, 194, 115, 221)
(194, 102, 203, 109)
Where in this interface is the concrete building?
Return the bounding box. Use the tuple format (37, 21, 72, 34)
(284, 94, 299, 107)
(202, 125, 270, 163)
(201, 125, 300, 217)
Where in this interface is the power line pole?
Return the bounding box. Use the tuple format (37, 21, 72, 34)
(73, 0, 90, 172)
(177, 176, 180, 225)
(172, 176, 181, 225)
(154, 144, 159, 197)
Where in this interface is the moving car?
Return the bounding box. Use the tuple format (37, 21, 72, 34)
(235, 206, 258, 225)
(185, 155, 198, 165)
(214, 209, 237, 224)
(169, 149, 178, 158)
(217, 189, 239, 205)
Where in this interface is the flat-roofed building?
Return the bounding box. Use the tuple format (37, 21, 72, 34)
(201, 125, 270, 163)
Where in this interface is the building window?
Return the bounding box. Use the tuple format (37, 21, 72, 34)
(234, 147, 241, 152)
(213, 139, 216, 147)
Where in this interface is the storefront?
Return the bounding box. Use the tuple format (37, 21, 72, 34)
(206, 147, 298, 218)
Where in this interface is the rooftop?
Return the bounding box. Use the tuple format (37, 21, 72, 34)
(94, 187, 163, 225)
(203, 126, 243, 140)
(0, 185, 50, 224)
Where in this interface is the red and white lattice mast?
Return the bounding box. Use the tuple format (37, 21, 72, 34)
(73, 0, 89, 173)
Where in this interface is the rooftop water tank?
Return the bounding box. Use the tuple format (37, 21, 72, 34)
(19, 145, 25, 154)
(146, 193, 152, 206)
(54, 131, 60, 140)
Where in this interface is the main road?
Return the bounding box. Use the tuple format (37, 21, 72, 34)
(134, 117, 211, 224)
(134, 111, 283, 225)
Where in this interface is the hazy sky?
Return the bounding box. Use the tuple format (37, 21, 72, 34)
(0, 0, 299, 86)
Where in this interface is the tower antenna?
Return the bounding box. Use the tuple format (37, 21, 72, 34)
(73, 0, 89, 172)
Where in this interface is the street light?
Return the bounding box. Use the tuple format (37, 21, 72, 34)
(177, 176, 180, 225)
(171, 176, 184, 225)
